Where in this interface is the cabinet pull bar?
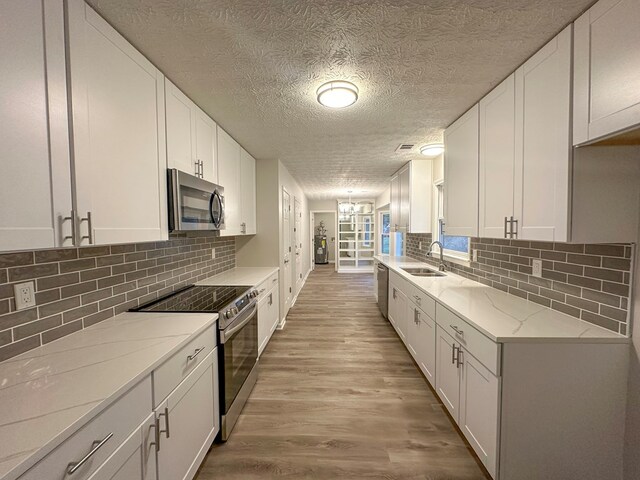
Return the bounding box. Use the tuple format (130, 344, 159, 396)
(66, 432, 113, 474)
(504, 216, 508, 238)
(187, 347, 205, 361)
(80, 212, 94, 245)
(63, 210, 77, 246)
(451, 343, 457, 364)
(159, 407, 170, 439)
(511, 217, 518, 239)
(457, 349, 464, 369)
(450, 324, 464, 335)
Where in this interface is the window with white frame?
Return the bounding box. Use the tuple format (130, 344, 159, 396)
(380, 211, 390, 254)
(434, 183, 470, 260)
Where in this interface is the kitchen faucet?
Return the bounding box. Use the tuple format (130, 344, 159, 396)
(427, 241, 446, 271)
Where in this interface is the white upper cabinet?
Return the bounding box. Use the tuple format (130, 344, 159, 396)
(240, 148, 257, 235)
(166, 78, 217, 182)
(444, 105, 479, 237)
(574, 0, 640, 145)
(67, 0, 168, 246)
(217, 127, 242, 236)
(389, 160, 432, 233)
(514, 26, 572, 242)
(217, 127, 256, 236)
(479, 74, 516, 239)
(0, 0, 73, 251)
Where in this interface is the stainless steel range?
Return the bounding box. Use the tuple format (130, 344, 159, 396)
(132, 284, 259, 440)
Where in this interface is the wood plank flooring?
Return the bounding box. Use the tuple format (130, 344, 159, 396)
(196, 265, 490, 479)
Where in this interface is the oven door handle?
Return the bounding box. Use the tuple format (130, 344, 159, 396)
(220, 303, 257, 344)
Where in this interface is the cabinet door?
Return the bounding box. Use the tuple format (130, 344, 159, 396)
(258, 287, 279, 355)
(67, 1, 168, 245)
(390, 174, 400, 232)
(165, 79, 198, 177)
(87, 413, 157, 480)
(156, 351, 217, 480)
(0, 0, 72, 250)
(398, 166, 410, 231)
(412, 305, 436, 387)
(574, 0, 640, 144)
(459, 349, 500, 479)
(408, 160, 432, 234)
(195, 108, 217, 183)
(514, 26, 571, 242)
(240, 148, 257, 234)
(387, 282, 399, 329)
(479, 74, 515, 239)
(435, 326, 461, 422)
(217, 127, 242, 236)
(443, 105, 479, 237)
(394, 286, 408, 343)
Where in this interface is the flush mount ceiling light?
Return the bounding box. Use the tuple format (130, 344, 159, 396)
(316, 81, 359, 108)
(420, 143, 445, 157)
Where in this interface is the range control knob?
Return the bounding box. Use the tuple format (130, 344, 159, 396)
(224, 310, 232, 319)
(249, 290, 258, 298)
(231, 307, 239, 315)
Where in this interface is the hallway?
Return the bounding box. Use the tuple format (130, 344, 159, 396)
(197, 265, 489, 479)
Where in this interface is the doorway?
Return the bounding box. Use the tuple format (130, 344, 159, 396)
(310, 210, 337, 272)
(282, 187, 292, 316)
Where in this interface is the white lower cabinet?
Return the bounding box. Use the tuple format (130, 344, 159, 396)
(87, 413, 157, 480)
(407, 302, 436, 387)
(459, 347, 500, 478)
(435, 326, 462, 422)
(388, 276, 408, 343)
(258, 284, 280, 356)
(156, 350, 219, 480)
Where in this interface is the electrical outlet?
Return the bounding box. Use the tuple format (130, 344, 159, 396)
(419, 241, 422, 250)
(14, 281, 36, 310)
(211, 248, 216, 259)
(472, 249, 478, 262)
(532, 259, 543, 278)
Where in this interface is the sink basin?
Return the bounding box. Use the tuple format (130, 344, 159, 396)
(401, 267, 446, 277)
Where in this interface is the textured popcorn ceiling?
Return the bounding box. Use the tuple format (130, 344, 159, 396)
(88, 0, 593, 199)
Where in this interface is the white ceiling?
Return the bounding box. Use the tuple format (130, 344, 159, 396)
(88, 0, 594, 199)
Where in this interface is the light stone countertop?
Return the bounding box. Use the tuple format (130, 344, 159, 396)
(0, 311, 218, 480)
(375, 255, 628, 344)
(196, 266, 279, 288)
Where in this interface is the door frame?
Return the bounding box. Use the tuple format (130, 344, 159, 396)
(310, 209, 338, 272)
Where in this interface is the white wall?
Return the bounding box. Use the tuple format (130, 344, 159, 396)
(432, 153, 444, 182)
(624, 218, 640, 479)
(309, 199, 336, 211)
(376, 187, 390, 209)
(313, 212, 336, 262)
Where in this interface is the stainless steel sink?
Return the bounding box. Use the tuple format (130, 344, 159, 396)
(401, 267, 446, 277)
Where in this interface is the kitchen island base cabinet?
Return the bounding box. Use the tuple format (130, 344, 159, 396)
(156, 350, 218, 480)
(499, 342, 628, 480)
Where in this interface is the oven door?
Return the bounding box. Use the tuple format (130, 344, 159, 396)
(219, 302, 258, 414)
(168, 169, 225, 231)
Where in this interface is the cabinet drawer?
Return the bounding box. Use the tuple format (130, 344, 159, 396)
(153, 326, 216, 407)
(436, 303, 501, 375)
(20, 377, 152, 480)
(256, 272, 279, 301)
(407, 283, 436, 319)
(389, 270, 410, 294)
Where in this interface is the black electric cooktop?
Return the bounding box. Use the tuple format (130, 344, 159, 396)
(132, 285, 251, 313)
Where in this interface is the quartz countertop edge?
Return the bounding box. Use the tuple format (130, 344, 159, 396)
(196, 266, 279, 287)
(0, 311, 218, 480)
(375, 255, 628, 344)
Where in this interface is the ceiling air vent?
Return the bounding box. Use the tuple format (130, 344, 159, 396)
(395, 143, 415, 153)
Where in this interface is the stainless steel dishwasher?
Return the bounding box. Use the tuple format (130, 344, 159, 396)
(377, 263, 389, 318)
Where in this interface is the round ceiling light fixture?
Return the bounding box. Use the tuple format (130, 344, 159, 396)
(316, 81, 359, 108)
(420, 143, 445, 157)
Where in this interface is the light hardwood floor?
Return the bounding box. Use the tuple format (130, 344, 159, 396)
(196, 265, 490, 479)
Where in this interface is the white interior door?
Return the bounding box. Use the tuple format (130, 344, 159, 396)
(294, 197, 303, 295)
(282, 188, 292, 315)
(0, 0, 72, 250)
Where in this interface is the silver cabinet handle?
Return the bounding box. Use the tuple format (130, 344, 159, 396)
(450, 324, 464, 336)
(151, 416, 160, 451)
(200, 160, 204, 177)
(187, 347, 205, 361)
(67, 432, 113, 474)
(241, 222, 246, 234)
(504, 216, 509, 239)
(456, 348, 464, 369)
(511, 216, 518, 239)
(80, 212, 94, 245)
(259, 288, 266, 294)
(159, 407, 170, 439)
(272, 278, 277, 283)
(413, 295, 421, 305)
(392, 288, 397, 300)
(268, 292, 273, 306)
(63, 210, 77, 246)
(195, 160, 200, 177)
(451, 343, 456, 364)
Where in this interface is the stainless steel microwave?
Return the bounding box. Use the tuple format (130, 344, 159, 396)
(168, 169, 225, 231)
